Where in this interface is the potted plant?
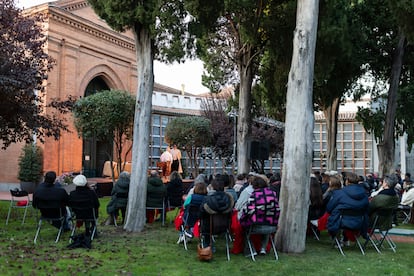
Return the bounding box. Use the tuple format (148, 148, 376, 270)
(18, 144, 43, 193)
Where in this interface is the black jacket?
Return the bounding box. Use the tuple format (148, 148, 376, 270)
(69, 186, 100, 218)
(33, 182, 69, 216)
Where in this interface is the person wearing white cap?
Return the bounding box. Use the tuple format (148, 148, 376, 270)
(68, 174, 100, 237)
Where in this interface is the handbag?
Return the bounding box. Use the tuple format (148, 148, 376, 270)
(197, 216, 213, 261)
(197, 244, 212, 261)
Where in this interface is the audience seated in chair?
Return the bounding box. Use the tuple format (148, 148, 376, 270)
(105, 171, 130, 225)
(369, 174, 399, 228)
(33, 171, 71, 230)
(199, 178, 234, 251)
(68, 174, 100, 238)
(167, 171, 184, 208)
(314, 175, 343, 232)
(177, 182, 208, 243)
(146, 170, 166, 223)
(239, 174, 280, 257)
(326, 172, 369, 247)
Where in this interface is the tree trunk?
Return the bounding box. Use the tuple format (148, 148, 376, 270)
(237, 47, 253, 174)
(124, 26, 154, 232)
(276, 0, 319, 254)
(377, 32, 406, 177)
(323, 98, 339, 171)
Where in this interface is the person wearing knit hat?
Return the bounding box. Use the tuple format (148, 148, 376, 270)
(73, 174, 87, 186)
(68, 174, 100, 238)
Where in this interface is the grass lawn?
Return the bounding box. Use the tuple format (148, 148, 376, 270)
(1, 198, 414, 276)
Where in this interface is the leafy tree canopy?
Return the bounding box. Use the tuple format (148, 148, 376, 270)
(88, 0, 195, 62)
(201, 95, 284, 160)
(164, 116, 212, 149)
(72, 90, 135, 141)
(0, 0, 70, 149)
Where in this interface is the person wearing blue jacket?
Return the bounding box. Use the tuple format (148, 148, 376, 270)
(327, 172, 369, 240)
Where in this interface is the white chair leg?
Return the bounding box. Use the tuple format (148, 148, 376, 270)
(270, 234, 279, 260)
(5, 203, 12, 225)
(34, 219, 43, 244)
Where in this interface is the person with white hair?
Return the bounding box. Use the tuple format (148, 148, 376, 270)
(68, 174, 100, 237)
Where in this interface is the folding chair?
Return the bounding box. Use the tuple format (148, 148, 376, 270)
(332, 209, 372, 256)
(113, 207, 127, 227)
(398, 204, 412, 224)
(200, 212, 232, 261)
(178, 204, 201, 250)
(112, 192, 128, 227)
(33, 200, 66, 244)
(6, 189, 32, 225)
(146, 199, 166, 226)
(245, 224, 278, 261)
(309, 220, 320, 241)
(70, 201, 98, 241)
(365, 208, 396, 253)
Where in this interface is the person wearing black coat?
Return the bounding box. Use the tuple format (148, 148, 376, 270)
(33, 171, 70, 229)
(199, 178, 234, 248)
(167, 171, 184, 207)
(68, 174, 100, 237)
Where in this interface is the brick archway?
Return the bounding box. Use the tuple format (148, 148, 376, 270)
(79, 64, 127, 95)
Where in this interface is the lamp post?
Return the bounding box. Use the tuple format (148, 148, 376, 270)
(228, 108, 237, 174)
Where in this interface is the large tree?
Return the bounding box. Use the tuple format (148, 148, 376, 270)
(313, 0, 368, 171)
(187, 0, 290, 174)
(88, 0, 194, 232)
(259, 0, 369, 171)
(356, 0, 414, 176)
(276, 0, 319, 253)
(0, 0, 70, 149)
(72, 90, 135, 180)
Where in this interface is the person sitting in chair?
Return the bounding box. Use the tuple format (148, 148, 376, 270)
(368, 174, 399, 230)
(68, 174, 100, 237)
(239, 175, 280, 256)
(105, 171, 130, 225)
(199, 178, 234, 249)
(179, 182, 208, 240)
(33, 171, 71, 230)
(146, 170, 167, 223)
(326, 172, 369, 243)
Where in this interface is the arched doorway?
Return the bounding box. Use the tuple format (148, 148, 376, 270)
(82, 76, 112, 177)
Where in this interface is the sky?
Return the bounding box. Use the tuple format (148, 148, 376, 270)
(16, 0, 209, 95)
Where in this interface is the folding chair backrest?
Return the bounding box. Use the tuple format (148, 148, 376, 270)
(372, 208, 394, 231)
(116, 192, 128, 199)
(184, 204, 201, 227)
(36, 199, 65, 219)
(211, 212, 231, 235)
(72, 206, 96, 220)
(70, 198, 97, 220)
(11, 189, 29, 198)
(340, 208, 366, 216)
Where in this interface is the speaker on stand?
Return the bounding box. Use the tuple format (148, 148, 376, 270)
(248, 140, 269, 160)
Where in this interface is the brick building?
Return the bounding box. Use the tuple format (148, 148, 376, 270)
(0, 0, 204, 190)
